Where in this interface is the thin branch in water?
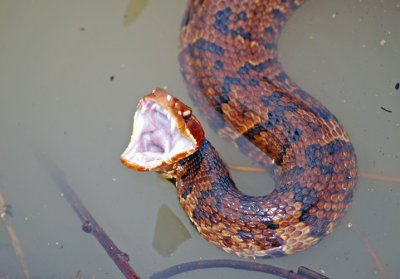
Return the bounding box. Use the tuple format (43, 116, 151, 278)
(363, 239, 389, 279)
(349, 224, 389, 279)
(35, 153, 140, 279)
(150, 260, 329, 279)
(359, 171, 400, 184)
(228, 164, 400, 184)
(0, 192, 31, 279)
(228, 164, 266, 173)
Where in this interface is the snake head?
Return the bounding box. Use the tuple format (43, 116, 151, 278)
(120, 88, 205, 171)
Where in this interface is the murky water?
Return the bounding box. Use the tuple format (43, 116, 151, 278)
(0, 0, 399, 278)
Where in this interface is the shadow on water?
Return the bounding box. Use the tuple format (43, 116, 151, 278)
(123, 0, 149, 27)
(152, 204, 191, 257)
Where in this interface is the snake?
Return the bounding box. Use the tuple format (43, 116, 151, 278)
(121, 0, 358, 258)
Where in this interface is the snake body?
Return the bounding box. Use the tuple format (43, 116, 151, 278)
(122, 0, 357, 258)
(176, 0, 357, 258)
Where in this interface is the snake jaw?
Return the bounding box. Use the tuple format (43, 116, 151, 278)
(120, 88, 205, 172)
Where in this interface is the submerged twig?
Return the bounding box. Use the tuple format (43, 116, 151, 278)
(228, 164, 400, 184)
(150, 260, 329, 279)
(228, 164, 266, 173)
(353, 224, 390, 279)
(0, 192, 31, 279)
(359, 171, 400, 184)
(363, 239, 389, 279)
(35, 153, 140, 279)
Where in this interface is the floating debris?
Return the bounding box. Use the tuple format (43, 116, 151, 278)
(380, 106, 392, 113)
(347, 222, 353, 229)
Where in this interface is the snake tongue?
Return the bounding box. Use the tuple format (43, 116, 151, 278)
(120, 98, 195, 171)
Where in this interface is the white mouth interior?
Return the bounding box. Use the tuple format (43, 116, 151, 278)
(121, 100, 195, 169)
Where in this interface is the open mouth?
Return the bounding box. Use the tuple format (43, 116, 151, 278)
(120, 99, 195, 171)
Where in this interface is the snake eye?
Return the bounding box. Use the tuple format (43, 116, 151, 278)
(182, 109, 192, 120)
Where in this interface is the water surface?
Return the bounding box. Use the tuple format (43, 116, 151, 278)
(0, 0, 399, 278)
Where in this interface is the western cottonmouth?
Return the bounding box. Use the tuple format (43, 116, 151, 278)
(121, 0, 358, 258)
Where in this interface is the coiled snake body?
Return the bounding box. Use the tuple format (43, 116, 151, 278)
(121, 0, 357, 258)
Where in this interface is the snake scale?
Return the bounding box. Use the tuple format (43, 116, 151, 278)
(121, 0, 358, 258)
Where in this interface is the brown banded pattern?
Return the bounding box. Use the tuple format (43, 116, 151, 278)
(121, 0, 358, 259)
(176, 0, 357, 258)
